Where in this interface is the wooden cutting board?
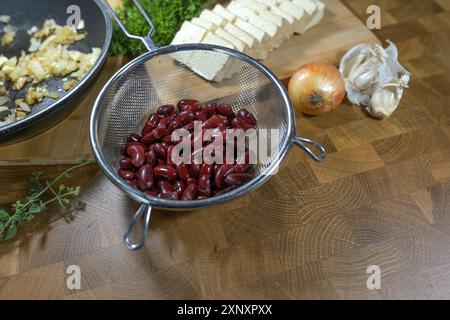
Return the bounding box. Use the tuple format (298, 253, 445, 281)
(0, 0, 380, 166)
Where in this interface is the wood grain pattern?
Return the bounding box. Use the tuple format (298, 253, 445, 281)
(1, 0, 450, 300)
(0, 0, 379, 166)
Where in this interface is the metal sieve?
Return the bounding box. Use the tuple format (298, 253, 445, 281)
(90, 0, 327, 250)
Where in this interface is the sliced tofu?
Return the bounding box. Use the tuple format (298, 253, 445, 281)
(215, 27, 248, 53)
(291, 0, 317, 31)
(278, 2, 308, 34)
(170, 21, 208, 65)
(303, 0, 325, 31)
(257, 9, 292, 41)
(228, 1, 256, 21)
(269, 5, 297, 36)
(212, 4, 236, 23)
(191, 17, 217, 32)
(234, 18, 270, 58)
(200, 9, 227, 28)
(236, 0, 268, 11)
(228, 2, 282, 50)
(224, 22, 266, 59)
(190, 32, 235, 82)
(215, 28, 248, 77)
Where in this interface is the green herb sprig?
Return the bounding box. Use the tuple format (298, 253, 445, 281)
(0, 160, 94, 241)
(111, 0, 209, 56)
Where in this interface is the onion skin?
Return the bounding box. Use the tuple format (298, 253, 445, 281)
(288, 62, 346, 115)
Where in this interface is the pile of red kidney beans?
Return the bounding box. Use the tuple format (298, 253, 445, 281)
(118, 99, 257, 200)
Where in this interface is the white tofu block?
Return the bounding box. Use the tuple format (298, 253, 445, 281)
(200, 9, 226, 28)
(228, 1, 256, 21)
(247, 14, 281, 49)
(278, 2, 308, 34)
(255, 0, 278, 6)
(213, 4, 236, 23)
(269, 5, 296, 36)
(236, 0, 268, 11)
(228, 2, 281, 50)
(170, 21, 208, 65)
(303, 0, 325, 31)
(258, 9, 292, 41)
(224, 22, 265, 59)
(292, 0, 317, 16)
(215, 27, 248, 53)
(190, 32, 235, 82)
(191, 17, 217, 32)
(215, 28, 248, 78)
(234, 18, 270, 57)
(291, 0, 317, 31)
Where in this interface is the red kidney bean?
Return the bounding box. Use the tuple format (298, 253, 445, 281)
(157, 104, 175, 116)
(217, 104, 233, 117)
(177, 111, 195, 125)
(145, 150, 157, 167)
(126, 179, 138, 189)
(189, 163, 200, 178)
(160, 114, 177, 126)
(199, 163, 213, 177)
(118, 100, 258, 201)
(181, 183, 198, 200)
(146, 187, 158, 197)
(182, 122, 195, 132)
(224, 173, 253, 187)
(203, 115, 224, 129)
(137, 164, 154, 191)
(158, 180, 174, 194)
(174, 180, 186, 197)
(154, 165, 177, 181)
(127, 133, 141, 143)
(234, 163, 250, 174)
(158, 192, 179, 200)
(119, 169, 135, 180)
(198, 174, 212, 197)
(203, 103, 217, 117)
(177, 163, 190, 181)
(177, 99, 202, 112)
(238, 109, 256, 125)
(195, 111, 209, 121)
(127, 144, 146, 168)
(186, 177, 197, 185)
(119, 157, 133, 170)
(141, 113, 160, 136)
(231, 117, 254, 130)
(167, 119, 181, 135)
(153, 143, 167, 159)
(166, 145, 175, 167)
(214, 164, 235, 190)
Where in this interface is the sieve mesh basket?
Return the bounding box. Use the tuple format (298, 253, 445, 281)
(90, 0, 326, 250)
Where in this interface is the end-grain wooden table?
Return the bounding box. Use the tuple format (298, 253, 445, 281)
(1, 0, 450, 299)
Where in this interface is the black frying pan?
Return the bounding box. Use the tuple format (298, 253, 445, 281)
(0, 0, 112, 146)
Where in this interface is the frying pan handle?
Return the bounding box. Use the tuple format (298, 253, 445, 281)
(124, 203, 152, 250)
(293, 136, 327, 162)
(101, 0, 157, 51)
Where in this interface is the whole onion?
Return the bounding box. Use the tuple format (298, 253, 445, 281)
(288, 62, 346, 115)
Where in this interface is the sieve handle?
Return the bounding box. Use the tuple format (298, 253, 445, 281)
(101, 0, 157, 51)
(293, 136, 327, 162)
(123, 204, 152, 250)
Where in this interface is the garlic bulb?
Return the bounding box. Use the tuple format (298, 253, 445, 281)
(339, 41, 411, 119)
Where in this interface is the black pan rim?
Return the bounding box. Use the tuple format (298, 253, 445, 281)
(0, 0, 113, 138)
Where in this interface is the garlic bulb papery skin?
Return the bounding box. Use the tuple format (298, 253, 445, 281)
(369, 76, 409, 119)
(339, 40, 411, 119)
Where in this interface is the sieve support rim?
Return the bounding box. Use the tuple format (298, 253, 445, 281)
(293, 136, 327, 162)
(123, 204, 152, 250)
(101, 0, 157, 51)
